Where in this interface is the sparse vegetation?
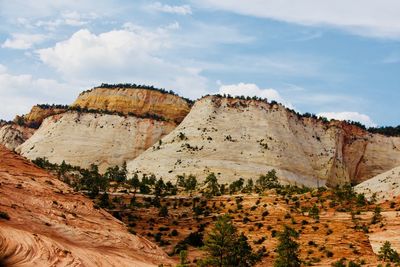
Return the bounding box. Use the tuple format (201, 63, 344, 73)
(29, 158, 396, 265)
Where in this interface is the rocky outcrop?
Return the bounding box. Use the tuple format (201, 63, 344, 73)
(17, 111, 176, 172)
(0, 146, 172, 266)
(127, 96, 400, 187)
(0, 105, 67, 151)
(355, 166, 400, 202)
(16, 104, 68, 128)
(0, 123, 35, 151)
(72, 87, 191, 123)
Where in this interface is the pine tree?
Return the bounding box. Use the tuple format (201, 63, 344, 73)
(203, 215, 260, 267)
(274, 226, 301, 267)
(204, 215, 236, 266)
(204, 173, 220, 198)
(129, 173, 140, 197)
(158, 205, 168, 217)
(378, 241, 400, 263)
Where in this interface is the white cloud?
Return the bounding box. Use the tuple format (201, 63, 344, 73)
(35, 11, 97, 30)
(147, 2, 192, 15)
(36, 26, 208, 99)
(0, 68, 77, 120)
(317, 111, 376, 127)
(2, 33, 46, 49)
(196, 0, 400, 39)
(0, 0, 110, 20)
(218, 82, 293, 108)
(0, 64, 7, 74)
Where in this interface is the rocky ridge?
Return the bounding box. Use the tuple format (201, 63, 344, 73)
(73, 87, 192, 123)
(17, 111, 176, 172)
(127, 96, 400, 187)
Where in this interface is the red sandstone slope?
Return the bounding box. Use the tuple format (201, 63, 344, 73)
(0, 146, 172, 266)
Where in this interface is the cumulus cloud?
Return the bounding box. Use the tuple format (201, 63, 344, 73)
(218, 82, 293, 108)
(36, 26, 208, 99)
(197, 0, 400, 39)
(147, 2, 192, 15)
(317, 111, 376, 127)
(0, 68, 77, 120)
(2, 33, 46, 49)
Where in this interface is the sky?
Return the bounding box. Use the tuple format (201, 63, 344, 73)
(0, 0, 399, 127)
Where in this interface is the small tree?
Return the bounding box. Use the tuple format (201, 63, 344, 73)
(185, 175, 197, 193)
(378, 241, 400, 263)
(159, 205, 168, 217)
(99, 192, 111, 208)
(177, 174, 197, 193)
(154, 178, 165, 197)
(176, 250, 189, 267)
(129, 173, 140, 197)
(274, 226, 301, 267)
(203, 215, 259, 267)
(229, 178, 244, 194)
(371, 206, 382, 224)
(243, 178, 254, 193)
(256, 170, 280, 193)
(309, 204, 320, 220)
(203, 173, 220, 198)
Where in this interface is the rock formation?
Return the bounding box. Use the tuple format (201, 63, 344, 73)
(17, 111, 176, 172)
(355, 166, 400, 202)
(0, 123, 35, 151)
(17, 104, 68, 128)
(73, 87, 192, 123)
(127, 96, 400, 187)
(0, 105, 68, 151)
(0, 146, 172, 266)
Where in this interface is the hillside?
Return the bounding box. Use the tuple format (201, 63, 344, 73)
(17, 111, 176, 172)
(128, 96, 400, 187)
(355, 166, 400, 202)
(0, 146, 172, 266)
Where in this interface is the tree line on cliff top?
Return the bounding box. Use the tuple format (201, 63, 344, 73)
(4, 82, 399, 136)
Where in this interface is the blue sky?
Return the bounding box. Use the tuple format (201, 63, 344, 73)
(0, 0, 399, 126)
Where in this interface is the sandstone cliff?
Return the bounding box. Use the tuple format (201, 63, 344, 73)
(72, 87, 191, 123)
(17, 111, 176, 172)
(127, 96, 400, 187)
(17, 104, 68, 128)
(0, 123, 35, 151)
(0, 146, 171, 266)
(355, 166, 400, 202)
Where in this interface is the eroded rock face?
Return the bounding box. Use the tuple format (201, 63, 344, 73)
(0, 146, 171, 266)
(127, 96, 400, 187)
(0, 123, 35, 151)
(17, 111, 176, 172)
(72, 88, 191, 123)
(18, 105, 68, 128)
(355, 166, 400, 202)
